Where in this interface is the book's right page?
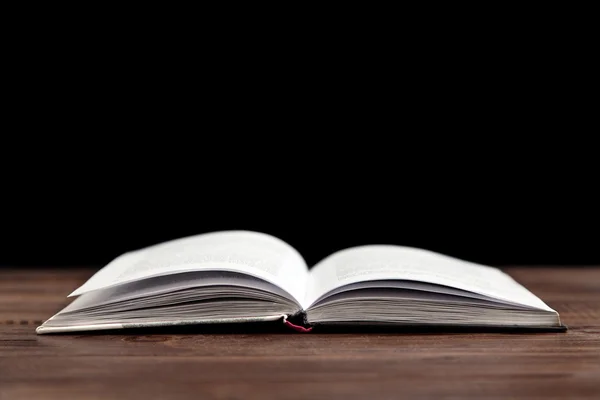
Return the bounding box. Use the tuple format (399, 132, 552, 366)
(304, 245, 555, 313)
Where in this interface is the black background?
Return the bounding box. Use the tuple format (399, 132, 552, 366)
(2, 24, 597, 269)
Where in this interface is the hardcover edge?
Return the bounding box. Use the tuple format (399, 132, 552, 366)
(36, 315, 286, 335)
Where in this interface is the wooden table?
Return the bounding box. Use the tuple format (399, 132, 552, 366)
(1, 267, 599, 399)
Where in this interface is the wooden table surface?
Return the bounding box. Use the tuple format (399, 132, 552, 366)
(1, 267, 599, 399)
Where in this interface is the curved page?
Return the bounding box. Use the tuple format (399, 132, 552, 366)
(70, 230, 308, 304)
(305, 245, 555, 312)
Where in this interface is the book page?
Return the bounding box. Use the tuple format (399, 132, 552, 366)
(304, 245, 554, 311)
(70, 230, 308, 304)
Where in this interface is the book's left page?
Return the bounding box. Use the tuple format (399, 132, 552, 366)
(37, 231, 308, 334)
(70, 230, 308, 303)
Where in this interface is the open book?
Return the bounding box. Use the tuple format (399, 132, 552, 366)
(36, 231, 564, 334)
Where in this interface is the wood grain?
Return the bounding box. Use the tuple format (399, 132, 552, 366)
(1, 267, 599, 400)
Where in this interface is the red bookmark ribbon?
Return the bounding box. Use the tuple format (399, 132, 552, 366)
(282, 316, 313, 333)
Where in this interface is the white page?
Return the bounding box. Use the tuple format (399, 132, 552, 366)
(70, 230, 308, 304)
(304, 245, 555, 312)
